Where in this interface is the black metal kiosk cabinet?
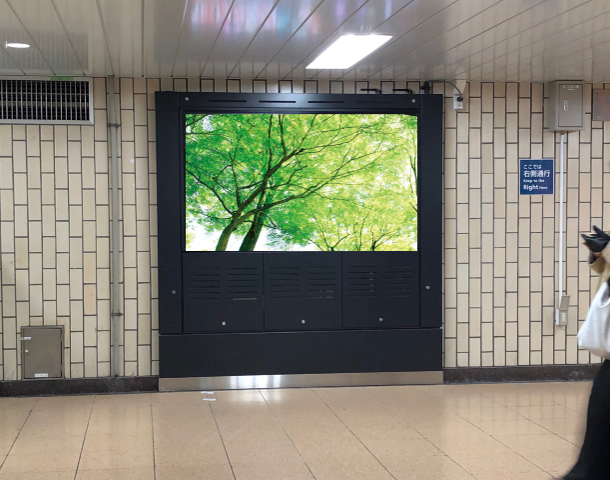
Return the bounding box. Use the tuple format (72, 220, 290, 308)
(156, 92, 443, 391)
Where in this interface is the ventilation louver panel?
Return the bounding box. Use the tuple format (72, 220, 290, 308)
(183, 252, 264, 333)
(307, 267, 339, 299)
(188, 268, 221, 300)
(343, 252, 420, 329)
(268, 267, 300, 299)
(264, 253, 342, 331)
(227, 267, 261, 301)
(0, 78, 93, 124)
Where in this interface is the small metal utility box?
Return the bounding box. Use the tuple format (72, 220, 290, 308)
(547, 81, 585, 131)
(21, 326, 64, 379)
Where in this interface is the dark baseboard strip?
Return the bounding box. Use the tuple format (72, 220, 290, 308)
(444, 364, 602, 384)
(1, 365, 601, 396)
(0, 376, 159, 397)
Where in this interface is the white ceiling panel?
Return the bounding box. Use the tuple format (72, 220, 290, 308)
(200, 0, 280, 79)
(257, 0, 370, 79)
(0, 42, 23, 76)
(304, 0, 425, 81)
(470, 1, 610, 81)
(171, 0, 234, 78)
(315, 0, 458, 81)
(3, 0, 610, 82)
(348, 0, 509, 81)
(7, 0, 85, 75)
(51, 0, 110, 76)
(143, 0, 189, 77)
(384, 0, 552, 81)
(97, 0, 144, 77)
(0, 0, 57, 75)
(227, 0, 324, 80)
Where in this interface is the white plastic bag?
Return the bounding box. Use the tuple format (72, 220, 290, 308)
(578, 282, 610, 359)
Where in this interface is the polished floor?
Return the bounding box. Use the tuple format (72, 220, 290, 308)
(0, 381, 591, 480)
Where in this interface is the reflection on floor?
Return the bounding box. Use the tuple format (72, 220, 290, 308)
(0, 381, 590, 479)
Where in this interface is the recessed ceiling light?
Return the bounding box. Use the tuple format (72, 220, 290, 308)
(5, 42, 31, 49)
(306, 35, 392, 70)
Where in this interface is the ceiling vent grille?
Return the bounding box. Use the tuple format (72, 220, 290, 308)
(0, 77, 93, 125)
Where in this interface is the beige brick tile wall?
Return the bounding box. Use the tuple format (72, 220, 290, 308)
(0, 78, 603, 380)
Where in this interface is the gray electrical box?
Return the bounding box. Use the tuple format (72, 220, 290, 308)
(592, 90, 610, 121)
(548, 81, 585, 131)
(21, 326, 64, 379)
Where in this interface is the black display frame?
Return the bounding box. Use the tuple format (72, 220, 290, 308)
(156, 92, 443, 379)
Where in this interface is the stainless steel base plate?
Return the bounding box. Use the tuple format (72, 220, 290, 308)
(159, 371, 443, 392)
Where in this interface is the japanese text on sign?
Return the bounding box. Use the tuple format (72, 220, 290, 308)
(519, 159, 554, 195)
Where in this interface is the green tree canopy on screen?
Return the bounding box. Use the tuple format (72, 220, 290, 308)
(185, 113, 417, 251)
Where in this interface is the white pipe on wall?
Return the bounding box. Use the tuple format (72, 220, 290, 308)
(556, 133, 566, 325)
(107, 76, 122, 375)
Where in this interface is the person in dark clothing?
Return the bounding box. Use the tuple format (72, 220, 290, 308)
(563, 227, 610, 480)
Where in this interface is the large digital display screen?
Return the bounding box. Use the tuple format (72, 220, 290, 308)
(185, 113, 417, 251)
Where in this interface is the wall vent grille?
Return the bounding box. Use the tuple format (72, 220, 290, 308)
(306, 267, 339, 299)
(0, 78, 93, 124)
(268, 267, 300, 299)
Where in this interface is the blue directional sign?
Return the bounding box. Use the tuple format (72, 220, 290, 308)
(519, 159, 554, 195)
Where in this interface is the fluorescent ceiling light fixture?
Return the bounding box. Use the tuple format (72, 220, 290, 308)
(307, 35, 392, 69)
(5, 42, 31, 49)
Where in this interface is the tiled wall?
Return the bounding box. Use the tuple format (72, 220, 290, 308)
(0, 78, 603, 380)
(0, 77, 159, 380)
(445, 81, 603, 368)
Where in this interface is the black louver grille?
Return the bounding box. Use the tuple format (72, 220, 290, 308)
(0, 79, 91, 123)
(347, 265, 415, 298)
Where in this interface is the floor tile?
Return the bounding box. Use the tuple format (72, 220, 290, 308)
(154, 438, 228, 466)
(304, 454, 395, 480)
(363, 437, 444, 458)
(484, 394, 559, 408)
(83, 433, 153, 453)
(441, 395, 503, 409)
(0, 437, 15, 458)
(223, 433, 302, 466)
(0, 409, 31, 430)
(509, 404, 582, 420)
(232, 461, 314, 480)
(272, 426, 394, 480)
(151, 391, 204, 405)
(86, 420, 151, 437)
(380, 455, 474, 480)
(10, 434, 84, 455)
(0, 382, 599, 479)
(89, 407, 152, 421)
(408, 418, 484, 438)
(561, 432, 585, 447)
(493, 433, 579, 473)
(75, 467, 155, 479)
(0, 452, 80, 474)
(473, 419, 551, 436)
(34, 395, 95, 411)
(453, 406, 523, 422)
(426, 433, 514, 456)
(92, 394, 152, 410)
(78, 450, 154, 471)
(532, 417, 587, 437)
(0, 398, 37, 411)
(155, 464, 235, 480)
(473, 473, 553, 480)
(0, 472, 75, 480)
(449, 451, 543, 476)
(18, 410, 90, 437)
